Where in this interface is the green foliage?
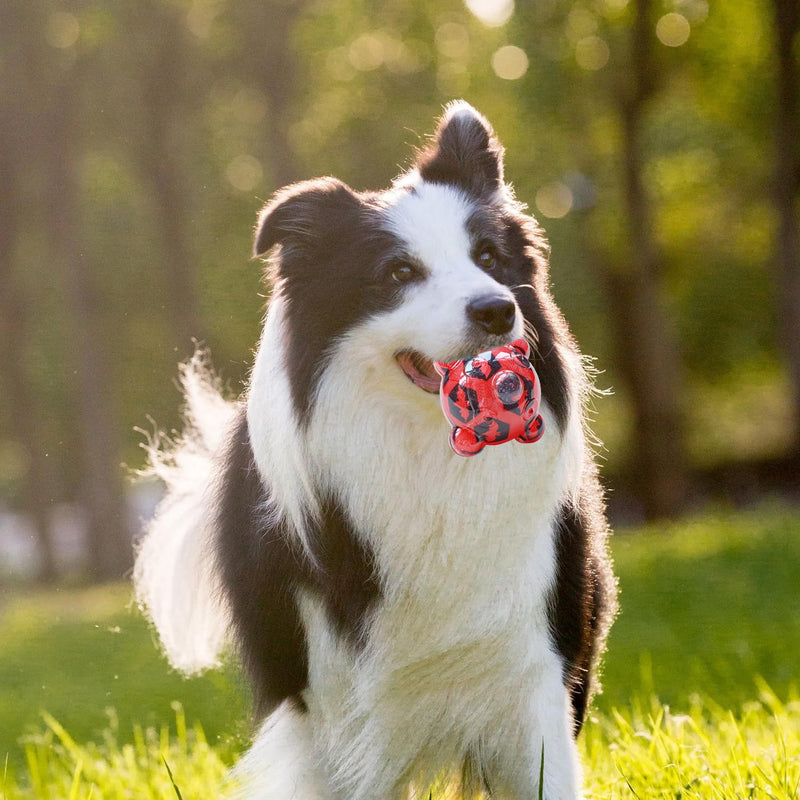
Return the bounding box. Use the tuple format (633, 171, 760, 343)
(1, 0, 796, 514)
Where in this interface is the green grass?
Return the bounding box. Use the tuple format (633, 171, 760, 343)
(583, 689, 800, 798)
(0, 584, 249, 772)
(599, 502, 800, 710)
(3, 693, 798, 799)
(1, 503, 798, 798)
(3, 706, 231, 799)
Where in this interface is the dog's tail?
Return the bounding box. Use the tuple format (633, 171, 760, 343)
(133, 351, 235, 674)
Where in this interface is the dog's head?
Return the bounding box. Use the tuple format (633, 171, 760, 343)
(254, 102, 570, 429)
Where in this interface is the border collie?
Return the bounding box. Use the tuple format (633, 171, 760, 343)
(135, 101, 617, 800)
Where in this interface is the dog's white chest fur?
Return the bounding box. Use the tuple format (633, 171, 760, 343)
(275, 332, 585, 797)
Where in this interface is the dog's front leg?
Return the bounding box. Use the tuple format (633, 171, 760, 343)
(489, 667, 582, 800)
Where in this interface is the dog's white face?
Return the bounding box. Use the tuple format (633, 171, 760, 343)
(367, 180, 525, 394)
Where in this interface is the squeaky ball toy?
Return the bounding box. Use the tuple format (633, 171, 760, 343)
(433, 338, 544, 457)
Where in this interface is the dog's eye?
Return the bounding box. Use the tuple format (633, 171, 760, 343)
(391, 262, 422, 284)
(476, 246, 499, 273)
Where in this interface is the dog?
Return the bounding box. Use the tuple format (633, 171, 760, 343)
(134, 101, 617, 800)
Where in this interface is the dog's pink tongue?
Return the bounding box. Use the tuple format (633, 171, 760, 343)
(396, 351, 441, 393)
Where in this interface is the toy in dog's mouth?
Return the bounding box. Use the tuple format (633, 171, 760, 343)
(396, 350, 441, 393)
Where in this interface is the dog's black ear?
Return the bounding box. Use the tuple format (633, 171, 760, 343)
(253, 177, 360, 257)
(416, 101, 505, 196)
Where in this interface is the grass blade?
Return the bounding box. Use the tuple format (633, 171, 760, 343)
(538, 739, 545, 800)
(68, 759, 84, 800)
(163, 758, 184, 800)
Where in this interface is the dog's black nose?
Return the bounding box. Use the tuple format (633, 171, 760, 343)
(467, 295, 516, 335)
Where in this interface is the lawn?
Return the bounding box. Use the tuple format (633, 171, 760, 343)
(1, 503, 798, 798)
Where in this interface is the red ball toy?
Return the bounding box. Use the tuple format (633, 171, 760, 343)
(433, 338, 544, 457)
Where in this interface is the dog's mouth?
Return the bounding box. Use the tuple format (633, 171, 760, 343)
(396, 350, 441, 394)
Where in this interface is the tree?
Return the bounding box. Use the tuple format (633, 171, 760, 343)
(228, 0, 308, 189)
(127, 0, 206, 354)
(770, 0, 800, 454)
(602, 0, 688, 517)
(0, 95, 58, 582)
(40, 48, 132, 581)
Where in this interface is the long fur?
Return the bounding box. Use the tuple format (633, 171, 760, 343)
(134, 352, 233, 674)
(135, 101, 617, 800)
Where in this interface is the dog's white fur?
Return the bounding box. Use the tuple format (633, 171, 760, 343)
(136, 104, 609, 800)
(134, 355, 232, 673)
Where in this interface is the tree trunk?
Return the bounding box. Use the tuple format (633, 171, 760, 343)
(257, 6, 301, 189)
(0, 119, 59, 582)
(233, 0, 306, 188)
(604, 0, 689, 518)
(42, 78, 132, 581)
(136, 5, 203, 353)
(770, 0, 800, 453)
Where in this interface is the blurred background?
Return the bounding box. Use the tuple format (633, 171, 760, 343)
(2, 3, 800, 788)
(1, 0, 799, 585)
